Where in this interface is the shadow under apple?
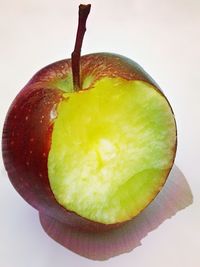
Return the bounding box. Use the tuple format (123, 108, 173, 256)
(39, 165, 193, 261)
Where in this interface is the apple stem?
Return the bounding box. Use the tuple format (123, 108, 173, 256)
(71, 4, 91, 92)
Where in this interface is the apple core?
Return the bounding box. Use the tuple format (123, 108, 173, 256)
(48, 77, 176, 224)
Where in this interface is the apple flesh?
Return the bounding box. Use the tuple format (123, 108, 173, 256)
(2, 52, 177, 230)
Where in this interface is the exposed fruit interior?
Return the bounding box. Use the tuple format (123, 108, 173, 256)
(48, 77, 176, 224)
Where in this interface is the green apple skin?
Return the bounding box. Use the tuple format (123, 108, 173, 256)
(2, 53, 177, 232)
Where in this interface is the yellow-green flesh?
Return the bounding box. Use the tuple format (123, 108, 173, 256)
(48, 77, 176, 224)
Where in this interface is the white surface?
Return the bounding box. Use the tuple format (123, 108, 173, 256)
(0, 0, 199, 266)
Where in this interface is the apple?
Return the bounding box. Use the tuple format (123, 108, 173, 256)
(2, 4, 177, 233)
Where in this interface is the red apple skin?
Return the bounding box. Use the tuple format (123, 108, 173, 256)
(2, 53, 176, 232)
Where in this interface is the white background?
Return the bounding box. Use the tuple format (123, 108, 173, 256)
(0, 0, 200, 266)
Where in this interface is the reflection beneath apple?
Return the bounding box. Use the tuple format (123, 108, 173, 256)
(39, 165, 193, 260)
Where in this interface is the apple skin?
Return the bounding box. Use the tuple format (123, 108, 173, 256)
(2, 53, 176, 232)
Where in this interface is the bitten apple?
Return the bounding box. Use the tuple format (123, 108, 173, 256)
(2, 4, 177, 232)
